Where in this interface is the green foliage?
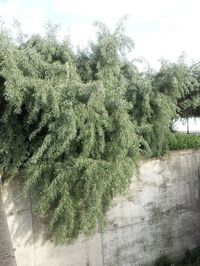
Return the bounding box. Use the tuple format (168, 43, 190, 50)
(125, 61, 193, 157)
(0, 20, 200, 244)
(177, 63, 200, 118)
(0, 22, 138, 243)
(168, 133, 200, 151)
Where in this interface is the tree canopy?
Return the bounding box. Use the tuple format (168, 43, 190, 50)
(0, 21, 200, 243)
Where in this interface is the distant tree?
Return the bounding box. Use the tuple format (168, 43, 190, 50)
(176, 64, 200, 118)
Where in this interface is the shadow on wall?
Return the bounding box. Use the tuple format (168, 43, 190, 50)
(2, 178, 50, 249)
(2, 178, 104, 266)
(0, 189, 17, 266)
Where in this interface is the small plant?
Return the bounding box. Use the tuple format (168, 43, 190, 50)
(154, 255, 174, 266)
(181, 248, 200, 266)
(154, 247, 200, 266)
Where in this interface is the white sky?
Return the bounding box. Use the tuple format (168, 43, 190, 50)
(1, 0, 200, 130)
(1, 0, 200, 69)
(173, 118, 200, 133)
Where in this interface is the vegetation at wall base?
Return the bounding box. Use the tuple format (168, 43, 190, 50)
(0, 19, 200, 244)
(155, 247, 200, 266)
(168, 133, 200, 151)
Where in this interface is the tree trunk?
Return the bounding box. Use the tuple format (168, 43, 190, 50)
(186, 117, 189, 134)
(0, 189, 17, 266)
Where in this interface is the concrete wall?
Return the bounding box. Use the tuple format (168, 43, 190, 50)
(0, 192, 17, 266)
(2, 150, 200, 266)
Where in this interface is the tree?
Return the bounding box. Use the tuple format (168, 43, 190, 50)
(0, 22, 139, 243)
(0, 20, 200, 244)
(126, 59, 200, 156)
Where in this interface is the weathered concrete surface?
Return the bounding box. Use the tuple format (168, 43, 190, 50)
(2, 150, 200, 266)
(102, 150, 200, 266)
(2, 179, 35, 266)
(0, 191, 17, 266)
(2, 178, 104, 266)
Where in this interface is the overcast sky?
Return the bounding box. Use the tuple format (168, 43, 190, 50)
(0, 0, 200, 69)
(0, 0, 200, 130)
